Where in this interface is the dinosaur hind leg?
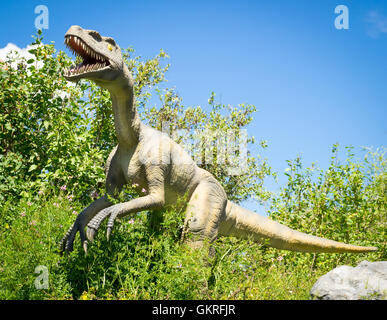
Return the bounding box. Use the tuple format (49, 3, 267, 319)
(181, 179, 227, 249)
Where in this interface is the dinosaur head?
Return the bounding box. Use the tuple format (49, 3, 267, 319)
(63, 25, 125, 86)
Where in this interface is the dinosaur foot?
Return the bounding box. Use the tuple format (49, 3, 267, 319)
(86, 225, 97, 242)
(59, 220, 88, 255)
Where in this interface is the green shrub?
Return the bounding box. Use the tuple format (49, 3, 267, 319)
(267, 145, 386, 272)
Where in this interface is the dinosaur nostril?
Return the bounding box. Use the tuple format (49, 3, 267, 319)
(89, 30, 102, 41)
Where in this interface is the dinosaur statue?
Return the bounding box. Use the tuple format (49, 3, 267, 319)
(60, 25, 377, 255)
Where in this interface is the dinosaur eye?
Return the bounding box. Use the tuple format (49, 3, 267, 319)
(107, 44, 113, 51)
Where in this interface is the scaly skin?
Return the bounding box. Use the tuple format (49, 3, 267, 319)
(59, 26, 377, 254)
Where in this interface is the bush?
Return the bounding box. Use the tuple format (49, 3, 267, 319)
(267, 145, 386, 272)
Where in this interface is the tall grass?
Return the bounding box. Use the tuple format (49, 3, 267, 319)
(0, 190, 382, 300)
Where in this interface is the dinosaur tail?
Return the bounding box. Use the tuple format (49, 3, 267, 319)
(218, 201, 377, 253)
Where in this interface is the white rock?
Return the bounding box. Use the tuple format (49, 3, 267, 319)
(310, 261, 387, 300)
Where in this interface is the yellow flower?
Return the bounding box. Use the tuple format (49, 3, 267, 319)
(80, 292, 89, 300)
(5, 223, 9, 229)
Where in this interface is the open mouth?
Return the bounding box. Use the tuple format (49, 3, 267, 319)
(64, 35, 110, 77)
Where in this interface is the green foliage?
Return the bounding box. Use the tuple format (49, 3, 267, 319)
(0, 192, 78, 299)
(0, 34, 105, 204)
(267, 145, 386, 271)
(0, 193, 320, 300)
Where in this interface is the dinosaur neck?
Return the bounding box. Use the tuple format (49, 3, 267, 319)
(108, 67, 141, 147)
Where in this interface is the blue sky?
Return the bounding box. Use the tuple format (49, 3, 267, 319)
(1, 0, 386, 212)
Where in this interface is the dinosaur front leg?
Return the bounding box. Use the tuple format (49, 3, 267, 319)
(87, 164, 167, 242)
(85, 193, 165, 243)
(59, 195, 113, 253)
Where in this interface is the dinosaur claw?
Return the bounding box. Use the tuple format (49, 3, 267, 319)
(83, 240, 88, 256)
(65, 241, 73, 253)
(86, 227, 96, 242)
